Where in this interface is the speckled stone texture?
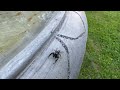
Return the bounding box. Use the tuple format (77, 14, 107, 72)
(0, 11, 88, 79)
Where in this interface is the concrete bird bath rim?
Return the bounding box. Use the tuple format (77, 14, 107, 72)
(0, 11, 88, 79)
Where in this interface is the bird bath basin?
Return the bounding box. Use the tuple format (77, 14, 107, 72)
(0, 11, 88, 79)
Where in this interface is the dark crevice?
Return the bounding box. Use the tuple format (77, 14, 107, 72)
(74, 11, 86, 31)
(57, 31, 85, 40)
(55, 37, 70, 79)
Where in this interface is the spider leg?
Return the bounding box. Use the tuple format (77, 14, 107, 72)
(54, 58, 58, 64)
(48, 53, 53, 58)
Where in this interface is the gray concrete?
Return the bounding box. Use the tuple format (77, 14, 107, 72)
(0, 11, 88, 79)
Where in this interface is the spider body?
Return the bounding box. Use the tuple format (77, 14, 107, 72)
(48, 50, 61, 63)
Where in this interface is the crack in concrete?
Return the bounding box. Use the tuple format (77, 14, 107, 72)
(55, 37, 70, 79)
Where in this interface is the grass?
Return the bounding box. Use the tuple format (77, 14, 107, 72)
(79, 11, 120, 79)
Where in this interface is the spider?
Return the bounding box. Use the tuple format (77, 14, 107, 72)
(48, 49, 61, 64)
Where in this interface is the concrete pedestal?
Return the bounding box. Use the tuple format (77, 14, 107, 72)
(0, 11, 88, 79)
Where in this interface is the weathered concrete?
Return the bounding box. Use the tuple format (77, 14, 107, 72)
(0, 11, 88, 79)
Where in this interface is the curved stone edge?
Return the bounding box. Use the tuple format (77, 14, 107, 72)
(16, 11, 88, 79)
(0, 11, 66, 79)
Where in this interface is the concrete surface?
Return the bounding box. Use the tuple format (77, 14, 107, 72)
(0, 11, 88, 79)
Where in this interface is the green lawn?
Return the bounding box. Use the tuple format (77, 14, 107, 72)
(79, 11, 120, 79)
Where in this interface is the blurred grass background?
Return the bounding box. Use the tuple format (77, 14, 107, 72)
(79, 11, 120, 79)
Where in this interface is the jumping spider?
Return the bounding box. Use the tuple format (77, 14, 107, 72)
(48, 49, 61, 64)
